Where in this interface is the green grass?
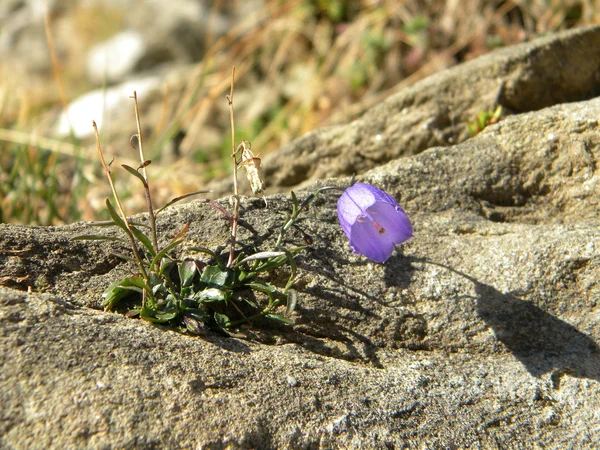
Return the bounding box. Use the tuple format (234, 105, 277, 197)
(0, 133, 89, 225)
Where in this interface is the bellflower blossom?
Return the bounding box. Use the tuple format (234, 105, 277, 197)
(337, 183, 412, 263)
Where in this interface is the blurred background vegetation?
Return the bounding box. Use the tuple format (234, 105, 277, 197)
(0, 0, 597, 226)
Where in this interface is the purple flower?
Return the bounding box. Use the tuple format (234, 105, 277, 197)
(337, 183, 412, 263)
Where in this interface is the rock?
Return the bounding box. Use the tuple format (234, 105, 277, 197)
(209, 25, 600, 197)
(83, 1, 229, 84)
(2, 31, 600, 448)
(55, 75, 161, 139)
(86, 30, 146, 84)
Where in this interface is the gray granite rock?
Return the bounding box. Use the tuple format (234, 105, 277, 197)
(2, 30, 600, 449)
(210, 25, 600, 197)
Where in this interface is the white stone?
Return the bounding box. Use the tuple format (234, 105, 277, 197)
(86, 30, 146, 84)
(55, 76, 159, 139)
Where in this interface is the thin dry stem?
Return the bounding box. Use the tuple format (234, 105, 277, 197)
(43, 9, 68, 112)
(227, 67, 239, 268)
(131, 91, 159, 254)
(93, 120, 148, 281)
(131, 91, 148, 179)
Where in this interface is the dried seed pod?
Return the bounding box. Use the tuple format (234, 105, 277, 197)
(240, 141, 266, 195)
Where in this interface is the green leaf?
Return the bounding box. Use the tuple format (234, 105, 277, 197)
(122, 276, 151, 291)
(247, 281, 277, 295)
(153, 311, 179, 321)
(117, 284, 144, 295)
(298, 192, 315, 211)
(155, 190, 212, 216)
(214, 312, 230, 328)
(89, 220, 150, 228)
(282, 249, 297, 279)
(232, 251, 247, 266)
(477, 111, 487, 129)
(148, 271, 163, 288)
(180, 286, 193, 297)
(290, 190, 298, 216)
(468, 123, 476, 136)
(159, 257, 176, 277)
(139, 295, 181, 323)
(252, 253, 291, 273)
(285, 289, 297, 316)
(194, 287, 228, 303)
(104, 200, 154, 256)
(290, 190, 298, 207)
(265, 314, 295, 325)
(140, 306, 178, 323)
(492, 105, 502, 119)
(242, 246, 303, 275)
(237, 270, 257, 283)
(105, 198, 129, 235)
(130, 225, 156, 256)
(200, 265, 233, 288)
(403, 15, 429, 35)
(121, 164, 148, 188)
(151, 282, 168, 297)
(178, 260, 197, 288)
(102, 276, 148, 310)
(108, 251, 137, 263)
(187, 246, 218, 259)
(150, 237, 186, 268)
(242, 297, 258, 308)
(235, 251, 286, 266)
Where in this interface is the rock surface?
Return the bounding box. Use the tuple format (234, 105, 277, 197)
(210, 25, 600, 197)
(2, 28, 600, 448)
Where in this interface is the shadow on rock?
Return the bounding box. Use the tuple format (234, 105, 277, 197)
(383, 252, 416, 292)
(205, 335, 252, 354)
(475, 284, 600, 381)
(427, 260, 600, 382)
(282, 249, 418, 368)
(291, 284, 385, 368)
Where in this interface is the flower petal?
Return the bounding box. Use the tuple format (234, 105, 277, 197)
(337, 182, 413, 262)
(350, 218, 396, 263)
(366, 201, 413, 245)
(336, 189, 364, 238)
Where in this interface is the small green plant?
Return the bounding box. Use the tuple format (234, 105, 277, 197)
(76, 70, 325, 334)
(467, 105, 503, 136)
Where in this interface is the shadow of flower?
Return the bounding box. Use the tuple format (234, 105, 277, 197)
(425, 260, 600, 382)
(475, 283, 600, 381)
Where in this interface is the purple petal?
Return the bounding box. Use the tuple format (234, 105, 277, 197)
(337, 189, 364, 238)
(337, 183, 383, 236)
(337, 183, 413, 263)
(349, 202, 413, 263)
(350, 218, 396, 263)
